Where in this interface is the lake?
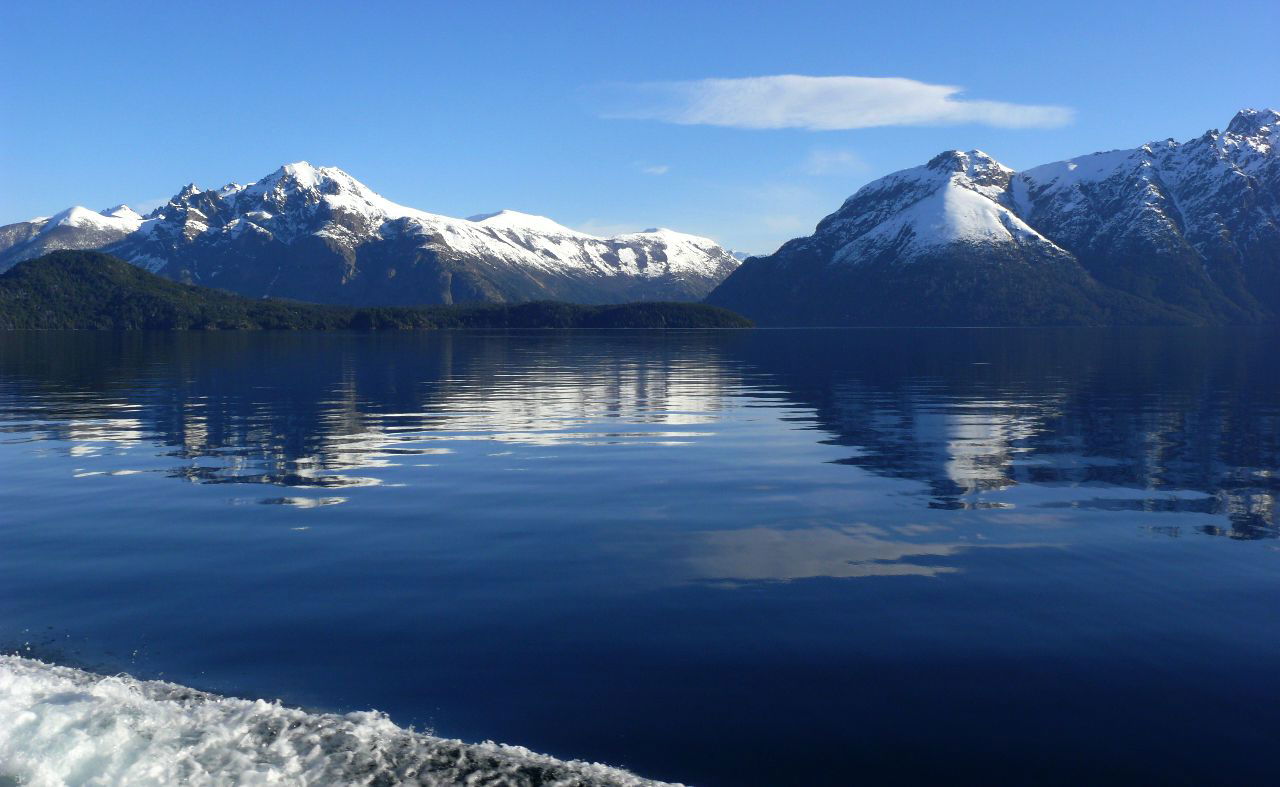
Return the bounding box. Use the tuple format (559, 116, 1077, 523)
(1, 328, 1278, 785)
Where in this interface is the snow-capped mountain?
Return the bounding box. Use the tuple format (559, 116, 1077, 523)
(709, 109, 1280, 325)
(0, 163, 740, 305)
(0, 205, 145, 264)
(808, 148, 1077, 265)
(1011, 108, 1280, 319)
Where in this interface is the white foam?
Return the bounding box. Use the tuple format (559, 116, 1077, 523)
(0, 655, 681, 787)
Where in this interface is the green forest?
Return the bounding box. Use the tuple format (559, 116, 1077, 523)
(0, 252, 753, 330)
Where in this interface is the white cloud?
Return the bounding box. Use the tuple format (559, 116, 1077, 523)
(637, 163, 670, 175)
(603, 75, 1073, 130)
(801, 148, 868, 176)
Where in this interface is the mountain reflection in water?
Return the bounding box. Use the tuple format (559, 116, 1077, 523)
(3, 329, 1273, 538)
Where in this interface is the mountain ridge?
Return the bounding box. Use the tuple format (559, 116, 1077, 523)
(0, 163, 741, 307)
(709, 108, 1280, 325)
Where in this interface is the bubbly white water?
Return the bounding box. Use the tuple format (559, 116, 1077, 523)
(0, 656, 680, 787)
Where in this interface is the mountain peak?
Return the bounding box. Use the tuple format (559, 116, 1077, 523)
(277, 160, 340, 182)
(154, 184, 205, 217)
(228, 163, 397, 224)
(926, 150, 969, 172)
(100, 205, 140, 220)
(1226, 108, 1280, 137)
(256, 162, 363, 194)
(44, 205, 144, 233)
(927, 149, 1006, 171)
(624, 227, 723, 248)
(468, 209, 584, 236)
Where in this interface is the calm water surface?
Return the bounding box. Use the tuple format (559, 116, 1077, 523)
(1, 329, 1278, 785)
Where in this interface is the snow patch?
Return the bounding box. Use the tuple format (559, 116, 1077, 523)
(42, 206, 144, 235)
(100, 205, 141, 221)
(1018, 147, 1140, 196)
(469, 209, 590, 237)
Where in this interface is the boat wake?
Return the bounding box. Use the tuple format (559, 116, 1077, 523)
(0, 655, 679, 787)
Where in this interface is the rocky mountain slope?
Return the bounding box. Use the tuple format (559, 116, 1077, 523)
(0, 164, 740, 306)
(709, 109, 1280, 325)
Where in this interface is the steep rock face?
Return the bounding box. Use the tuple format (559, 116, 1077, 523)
(1012, 108, 1280, 320)
(0, 164, 739, 306)
(709, 109, 1280, 326)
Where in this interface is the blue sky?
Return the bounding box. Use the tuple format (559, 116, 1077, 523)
(2, 0, 1277, 254)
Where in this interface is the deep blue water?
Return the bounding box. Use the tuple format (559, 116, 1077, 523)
(1, 329, 1278, 785)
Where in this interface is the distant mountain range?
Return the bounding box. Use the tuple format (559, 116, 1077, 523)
(0, 164, 740, 306)
(4, 110, 1277, 325)
(709, 109, 1280, 325)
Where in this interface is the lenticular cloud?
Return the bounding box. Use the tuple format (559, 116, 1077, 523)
(602, 75, 1073, 130)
